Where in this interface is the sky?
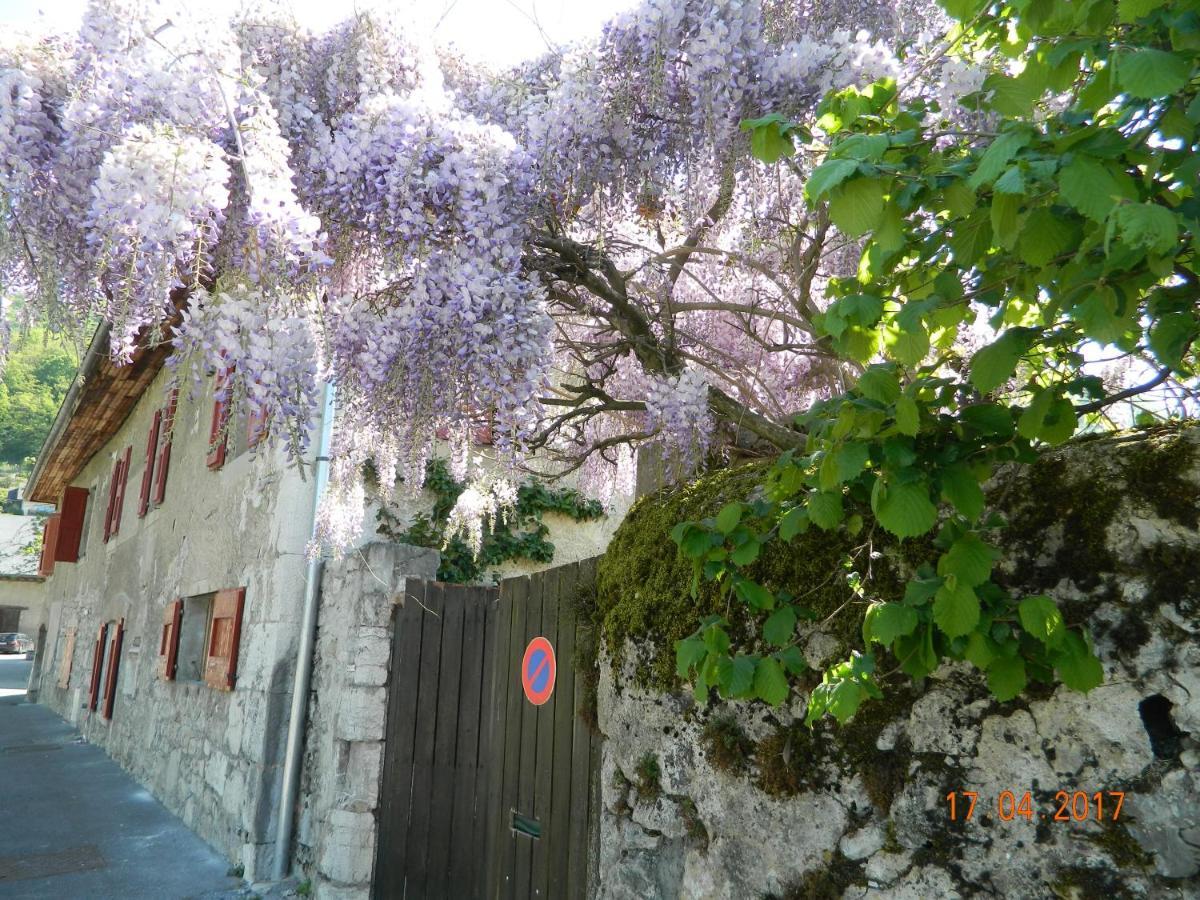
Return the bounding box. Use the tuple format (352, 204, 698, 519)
(0, 0, 640, 66)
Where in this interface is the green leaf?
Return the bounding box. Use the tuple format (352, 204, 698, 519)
(834, 442, 871, 482)
(741, 115, 798, 163)
(1071, 287, 1133, 346)
(858, 366, 901, 403)
(940, 464, 985, 521)
(831, 133, 890, 162)
(1118, 0, 1165, 21)
(949, 213, 993, 266)
(1018, 207, 1077, 267)
(904, 575, 942, 606)
(715, 502, 742, 535)
(895, 623, 939, 678)
(675, 637, 708, 678)
(1018, 387, 1054, 440)
(961, 403, 1015, 438)
(886, 325, 930, 368)
(970, 329, 1033, 393)
(993, 165, 1026, 194)
(808, 490, 844, 530)
(805, 158, 860, 200)
(829, 177, 886, 237)
(937, 0, 987, 19)
(990, 192, 1022, 251)
(726, 654, 758, 697)
(964, 631, 997, 670)
(734, 578, 776, 610)
(1052, 630, 1105, 692)
(1148, 311, 1198, 370)
(1059, 157, 1128, 221)
(827, 678, 866, 723)
(1118, 49, 1192, 98)
(1040, 398, 1077, 446)
(862, 601, 920, 645)
(764, 605, 799, 647)
(969, 130, 1030, 190)
(873, 480, 938, 538)
(753, 656, 790, 706)
(729, 539, 761, 566)
(987, 655, 1027, 701)
(1112, 203, 1180, 256)
(779, 506, 810, 541)
(777, 645, 807, 675)
(1018, 595, 1066, 648)
(937, 533, 998, 587)
(894, 394, 920, 436)
(933, 579, 981, 638)
(943, 180, 977, 217)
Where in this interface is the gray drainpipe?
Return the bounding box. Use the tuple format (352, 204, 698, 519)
(273, 380, 335, 880)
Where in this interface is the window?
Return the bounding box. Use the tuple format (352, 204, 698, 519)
(38, 515, 59, 576)
(103, 447, 132, 542)
(152, 389, 178, 507)
(88, 622, 109, 711)
(57, 628, 76, 689)
(101, 619, 124, 720)
(207, 368, 231, 469)
(54, 486, 89, 562)
(163, 588, 246, 691)
(137, 409, 162, 517)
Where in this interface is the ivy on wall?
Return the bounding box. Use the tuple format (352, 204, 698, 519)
(376, 458, 605, 583)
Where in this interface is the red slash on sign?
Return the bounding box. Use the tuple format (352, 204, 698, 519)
(521, 636, 556, 706)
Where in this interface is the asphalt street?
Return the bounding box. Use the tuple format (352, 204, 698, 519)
(0, 656, 245, 899)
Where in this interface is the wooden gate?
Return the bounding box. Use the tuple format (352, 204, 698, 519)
(373, 561, 601, 900)
(484, 559, 601, 900)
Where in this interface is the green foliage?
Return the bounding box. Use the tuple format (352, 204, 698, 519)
(0, 327, 78, 465)
(377, 458, 604, 583)
(693, 0, 1200, 722)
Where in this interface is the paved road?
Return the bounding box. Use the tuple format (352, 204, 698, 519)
(0, 655, 32, 700)
(0, 681, 246, 899)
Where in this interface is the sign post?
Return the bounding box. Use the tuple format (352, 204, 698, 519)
(521, 636, 556, 706)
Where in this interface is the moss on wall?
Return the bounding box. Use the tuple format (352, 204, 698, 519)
(595, 460, 907, 688)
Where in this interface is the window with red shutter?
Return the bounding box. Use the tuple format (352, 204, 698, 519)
(207, 369, 231, 469)
(138, 410, 162, 517)
(108, 446, 132, 537)
(101, 618, 124, 720)
(54, 487, 89, 562)
(102, 456, 121, 543)
(38, 514, 60, 576)
(88, 622, 108, 711)
(152, 390, 178, 506)
(57, 628, 77, 689)
(158, 600, 183, 681)
(204, 587, 245, 691)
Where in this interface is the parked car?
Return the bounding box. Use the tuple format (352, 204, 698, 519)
(0, 633, 34, 654)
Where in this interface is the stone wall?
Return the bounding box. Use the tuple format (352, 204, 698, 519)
(594, 427, 1200, 899)
(33, 366, 320, 880)
(295, 541, 439, 900)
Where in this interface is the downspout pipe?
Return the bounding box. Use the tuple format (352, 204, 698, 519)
(273, 380, 335, 880)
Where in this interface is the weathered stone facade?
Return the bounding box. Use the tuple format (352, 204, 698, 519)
(33, 367, 319, 879)
(295, 542, 439, 900)
(594, 427, 1200, 899)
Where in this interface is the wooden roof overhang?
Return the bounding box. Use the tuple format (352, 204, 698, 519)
(26, 324, 174, 504)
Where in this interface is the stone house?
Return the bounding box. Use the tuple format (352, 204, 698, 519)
(0, 512, 46, 635)
(24, 323, 628, 891)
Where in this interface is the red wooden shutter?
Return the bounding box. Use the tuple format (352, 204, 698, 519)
(88, 623, 108, 711)
(38, 514, 60, 576)
(55, 487, 89, 562)
(102, 618, 124, 720)
(109, 446, 132, 537)
(152, 390, 177, 506)
(204, 587, 245, 691)
(158, 600, 183, 681)
(138, 409, 162, 517)
(207, 369, 230, 469)
(246, 402, 269, 449)
(102, 456, 121, 542)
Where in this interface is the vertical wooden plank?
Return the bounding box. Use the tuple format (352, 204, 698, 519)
(567, 560, 598, 898)
(482, 584, 513, 900)
(548, 564, 578, 899)
(449, 587, 488, 897)
(425, 585, 465, 895)
(495, 576, 529, 900)
(530, 567, 560, 900)
(514, 572, 544, 899)
(403, 582, 446, 898)
(374, 581, 426, 900)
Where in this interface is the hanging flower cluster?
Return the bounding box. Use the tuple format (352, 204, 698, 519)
(0, 0, 950, 556)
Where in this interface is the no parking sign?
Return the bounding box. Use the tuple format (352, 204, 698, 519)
(521, 636, 556, 706)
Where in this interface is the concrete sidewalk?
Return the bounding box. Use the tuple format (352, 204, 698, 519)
(0, 685, 246, 899)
